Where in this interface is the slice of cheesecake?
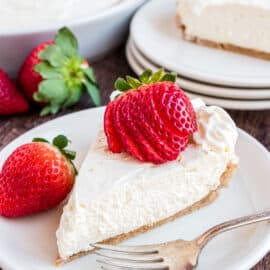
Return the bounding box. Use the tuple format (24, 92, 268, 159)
(56, 99, 239, 264)
(177, 0, 270, 60)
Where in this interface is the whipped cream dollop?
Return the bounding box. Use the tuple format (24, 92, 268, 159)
(181, 0, 270, 15)
(191, 99, 238, 155)
(0, 0, 124, 30)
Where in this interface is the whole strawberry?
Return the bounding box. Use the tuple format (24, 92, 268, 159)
(18, 27, 100, 116)
(0, 69, 29, 116)
(104, 69, 197, 164)
(0, 135, 76, 218)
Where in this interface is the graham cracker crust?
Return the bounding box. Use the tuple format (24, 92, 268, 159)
(177, 15, 270, 61)
(55, 162, 238, 265)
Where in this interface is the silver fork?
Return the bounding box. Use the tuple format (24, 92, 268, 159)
(91, 210, 270, 270)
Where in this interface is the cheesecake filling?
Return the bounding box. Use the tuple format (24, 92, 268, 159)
(177, 0, 270, 54)
(178, 0, 270, 15)
(56, 99, 238, 260)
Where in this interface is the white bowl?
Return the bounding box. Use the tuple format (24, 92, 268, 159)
(0, 0, 147, 76)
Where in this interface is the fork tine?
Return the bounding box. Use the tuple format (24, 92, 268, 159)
(97, 258, 168, 270)
(95, 250, 163, 263)
(91, 243, 158, 254)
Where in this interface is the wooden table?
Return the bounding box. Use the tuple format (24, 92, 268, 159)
(0, 46, 269, 269)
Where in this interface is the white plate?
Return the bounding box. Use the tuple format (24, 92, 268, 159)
(126, 41, 270, 110)
(131, 0, 270, 88)
(0, 108, 270, 270)
(129, 39, 270, 100)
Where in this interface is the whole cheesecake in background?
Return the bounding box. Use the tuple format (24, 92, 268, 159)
(177, 0, 270, 60)
(56, 71, 239, 264)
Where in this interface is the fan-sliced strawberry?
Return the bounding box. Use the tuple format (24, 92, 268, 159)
(104, 69, 197, 164)
(162, 88, 197, 136)
(124, 91, 164, 164)
(113, 95, 146, 162)
(148, 85, 188, 153)
(130, 87, 179, 162)
(152, 83, 197, 137)
(104, 101, 123, 153)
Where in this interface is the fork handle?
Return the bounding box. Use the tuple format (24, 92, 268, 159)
(196, 210, 270, 248)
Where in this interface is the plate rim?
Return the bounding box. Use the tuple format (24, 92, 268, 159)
(0, 108, 269, 270)
(125, 41, 270, 110)
(129, 38, 270, 100)
(131, 0, 270, 88)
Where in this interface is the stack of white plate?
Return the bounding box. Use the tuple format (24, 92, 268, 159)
(126, 0, 270, 110)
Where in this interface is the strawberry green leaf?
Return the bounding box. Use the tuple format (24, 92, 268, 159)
(139, 69, 152, 83)
(62, 149, 76, 160)
(55, 27, 78, 57)
(83, 67, 97, 84)
(126, 76, 142, 89)
(38, 79, 68, 104)
(34, 62, 61, 79)
(51, 103, 61, 114)
(115, 78, 131, 92)
(32, 138, 49, 143)
(84, 80, 101, 106)
(40, 104, 61, 116)
(34, 27, 100, 115)
(39, 45, 67, 68)
(53, 135, 68, 149)
(113, 69, 177, 98)
(40, 106, 53, 116)
(33, 91, 45, 102)
(63, 87, 83, 108)
(149, 69, 164, 83)
(161, 72, 177, 83)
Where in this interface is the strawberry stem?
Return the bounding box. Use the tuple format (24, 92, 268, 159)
(114, 69, 177, 93)
(32, 138, 49, 143)
(53, 134, 69, 149)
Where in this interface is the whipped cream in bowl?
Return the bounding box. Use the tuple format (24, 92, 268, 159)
(0, 0, 146, 75)
(0, 0, 125, 31)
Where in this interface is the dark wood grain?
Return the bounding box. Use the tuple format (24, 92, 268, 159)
(0, 46, 269, 269)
